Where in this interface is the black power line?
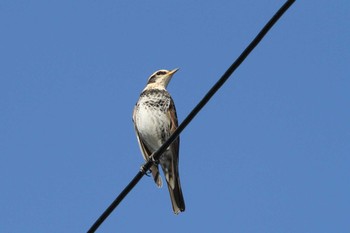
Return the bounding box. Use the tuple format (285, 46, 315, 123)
(87, 1, 296, 232)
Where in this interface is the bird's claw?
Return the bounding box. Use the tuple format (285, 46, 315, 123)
(145, 170, 151, 177)
(150, 154, 159, 166)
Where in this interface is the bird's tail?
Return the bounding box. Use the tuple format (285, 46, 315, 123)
(166, 173, 185, 214)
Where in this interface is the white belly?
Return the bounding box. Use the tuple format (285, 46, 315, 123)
(135, 104, 170, 152)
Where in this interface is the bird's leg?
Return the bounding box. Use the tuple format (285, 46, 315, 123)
(140, 164, 150, 175)
(140, 153, 159, 176)
(139, 164, 146, 173)
(149, 153, 159, 166)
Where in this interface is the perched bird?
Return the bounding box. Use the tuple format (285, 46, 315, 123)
(132, 68, 185, 214)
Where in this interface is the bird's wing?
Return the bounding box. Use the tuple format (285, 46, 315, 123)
(162, 97, 180, 190)
(167, 98, 180, 158)
(165, 98, 185, 213)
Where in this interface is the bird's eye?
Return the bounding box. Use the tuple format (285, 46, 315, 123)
(156, 71, 166, 76)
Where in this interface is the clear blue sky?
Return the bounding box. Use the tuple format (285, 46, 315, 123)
(1, 1, 349, 232)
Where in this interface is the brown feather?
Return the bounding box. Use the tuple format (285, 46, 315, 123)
(163, 98, 185, 213)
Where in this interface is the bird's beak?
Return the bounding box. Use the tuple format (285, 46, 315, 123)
(168, 68, 179, 76)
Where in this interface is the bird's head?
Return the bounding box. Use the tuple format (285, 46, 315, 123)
(145, 68, 179, 90)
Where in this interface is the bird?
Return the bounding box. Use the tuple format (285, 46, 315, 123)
(132, 68, 185, 214)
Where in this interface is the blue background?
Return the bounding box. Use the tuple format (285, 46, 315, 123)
(1, 1, 349, 232)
